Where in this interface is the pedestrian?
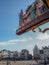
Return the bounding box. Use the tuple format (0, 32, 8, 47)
(44, 60, 47, 65)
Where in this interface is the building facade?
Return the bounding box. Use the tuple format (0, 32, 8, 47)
(20, 49, 29, 60)
(33, 45, 49, 60)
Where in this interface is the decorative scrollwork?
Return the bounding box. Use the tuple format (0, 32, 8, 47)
(39, 28, 49, 33)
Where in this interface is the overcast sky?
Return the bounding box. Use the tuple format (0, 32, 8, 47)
(0, 0, 49, 55)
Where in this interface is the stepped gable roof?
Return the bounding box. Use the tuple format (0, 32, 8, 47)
(42, 46, 49, 49)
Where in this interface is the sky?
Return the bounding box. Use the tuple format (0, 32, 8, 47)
(0, 0, 49, 55)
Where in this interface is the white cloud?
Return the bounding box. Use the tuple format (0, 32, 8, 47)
(25, 45, 33, 48)
(36, 33, 49, 40)
(0, 42, 6, 46)
(8, 37, 33, 43)
(0, 37, 33, 46)
(23, 45, 34, 55)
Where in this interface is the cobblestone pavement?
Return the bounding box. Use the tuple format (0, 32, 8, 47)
(0, 60, 49, 65)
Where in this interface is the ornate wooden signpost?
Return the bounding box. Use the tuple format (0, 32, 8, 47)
(16, 0, 49, 35)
